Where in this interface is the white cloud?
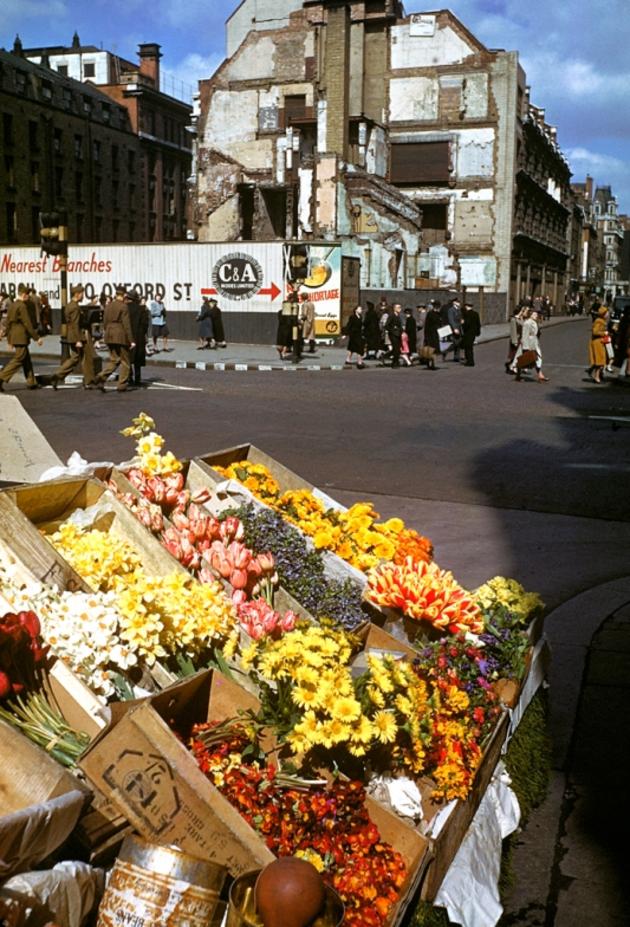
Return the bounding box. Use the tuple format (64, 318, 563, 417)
(566, 148, 625, 171)
(162, 51, 223, 101)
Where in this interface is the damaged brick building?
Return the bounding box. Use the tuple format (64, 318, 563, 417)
(192, 0, 575, 322)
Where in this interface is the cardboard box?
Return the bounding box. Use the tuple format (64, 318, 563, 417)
(0, 395, 62, 487)
(80, 671, 431, 924)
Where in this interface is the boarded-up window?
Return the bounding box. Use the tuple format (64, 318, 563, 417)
(284, 95, 307, 122)
(390, 141, 450, 184)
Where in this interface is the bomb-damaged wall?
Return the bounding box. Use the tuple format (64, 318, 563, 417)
(196, 11, 314, 241)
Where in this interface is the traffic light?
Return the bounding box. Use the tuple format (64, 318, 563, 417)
(39, 210, 68, 257)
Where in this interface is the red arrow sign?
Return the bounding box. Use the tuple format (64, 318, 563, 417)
(200, 282, 281, 301)
(259, 282, 281, 301)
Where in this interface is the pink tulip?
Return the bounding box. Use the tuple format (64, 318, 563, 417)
(231, 568, 249, 590)
(280, 611, 298, 632)
(228, 542, 252, 571)
(220, 516, 244, 543)
(256, 551, 275, 573)
(231, 590, 248, 607)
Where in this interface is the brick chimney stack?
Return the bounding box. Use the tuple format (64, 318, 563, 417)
(585, 174, 593, 200)
(138, 42, 162, 88)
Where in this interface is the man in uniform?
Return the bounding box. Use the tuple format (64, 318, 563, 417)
(50, 285, 96, 389)
(92, 285, 135, 392)
(0, 283, 43, 391)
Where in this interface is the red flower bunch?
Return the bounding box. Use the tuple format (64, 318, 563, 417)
(0, 610, 48, 699)
(190, 722, 407, 927)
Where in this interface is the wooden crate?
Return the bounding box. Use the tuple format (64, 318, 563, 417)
(80, 671, 431, 925)
(0, 718, 89, 816)
(0, 477, 190, 581)
(420, 712, 509, 901)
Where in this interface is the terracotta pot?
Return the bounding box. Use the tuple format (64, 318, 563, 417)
(227, 868, 344, 927)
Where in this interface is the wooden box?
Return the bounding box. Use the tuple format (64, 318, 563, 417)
(80, 671, 431, 925)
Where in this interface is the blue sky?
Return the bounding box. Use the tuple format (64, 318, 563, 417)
(3, 0, 629, 211)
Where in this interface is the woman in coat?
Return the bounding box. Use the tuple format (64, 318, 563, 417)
(209, 298, 226, 348)
(345, 305, 365, 368)
(513, 309, 548, 382)
(197, 298, 215, 349)
(588, 305, 608, 383)
(363, 304, 381, 359)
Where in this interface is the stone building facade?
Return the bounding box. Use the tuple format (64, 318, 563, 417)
(0, 45, 143, 246)
(593, 185, 626, 298)
(192, 0, 575, 321)
(21, 35, 193, 242)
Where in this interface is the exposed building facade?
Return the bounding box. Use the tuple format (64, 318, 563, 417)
(0, 44, 143, 246)
(22, 35, 193, 242)
(571, 175, 604, 296)
(192, 0, 575, 320)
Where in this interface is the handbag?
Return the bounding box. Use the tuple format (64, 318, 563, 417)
(516, 349, 538, 369)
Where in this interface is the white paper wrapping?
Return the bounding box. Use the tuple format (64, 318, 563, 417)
(1, 860, 104, 927)
(434, 763, 521, 927)
(0, 791, 86, 880)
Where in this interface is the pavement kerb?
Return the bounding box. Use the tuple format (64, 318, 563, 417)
(3, 314, 586, 373)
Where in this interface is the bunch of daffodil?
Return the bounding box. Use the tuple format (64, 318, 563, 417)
(213, 461, 281, 502)
(49, 522, 237, 668)
(474, 576, 544, 626)
(120, 412, 183, 476)
(366, 556, 485, 636)
(0, 559, 136, 699)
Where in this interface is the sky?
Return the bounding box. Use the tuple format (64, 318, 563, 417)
(3, 0, 629, 212)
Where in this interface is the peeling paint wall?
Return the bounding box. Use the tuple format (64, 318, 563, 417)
(228, 36, 276, 81)
(390, 20, 476, 69)
(462, 73, 488, 118)
(390, 77, 438, 122)
(198, 194, 241, 242)
(366, 126, 387, 177)
(456, 128, 495, 177)
(454, 201, 494, 245)
(315, 155, 339, 235)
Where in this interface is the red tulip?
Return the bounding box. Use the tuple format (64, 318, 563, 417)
(0, 671, 11, 699)
(18, 611, 41, 639)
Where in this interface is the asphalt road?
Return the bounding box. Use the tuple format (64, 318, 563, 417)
(15, 317, 630, 525)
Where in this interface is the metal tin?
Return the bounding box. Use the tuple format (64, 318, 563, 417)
(96, 836, 227, 927)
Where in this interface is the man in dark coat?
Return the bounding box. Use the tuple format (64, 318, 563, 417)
(0, 283, 43, 390)
(363, 303, 380, 359)
(93, 285, 135, 392)
(50, 284, 96, 389)
(462, 302, 482, 366)
(126, 293, 150, 386)
(386, 303, 403, 368)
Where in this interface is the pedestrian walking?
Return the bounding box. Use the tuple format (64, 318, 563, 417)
(49, 284, 96, 389)
(363, 303, 381, 359)
(0, 283, 43, 391)
(420, 301, 441, 370)
(386, 303, 404, 368)
(300, 293, 316, 354)
(197, 297, 215, 349)
(461, 302, 481, 366)
(506, 306, 526, 373)
(344, 305, 365, 368)
(512, 308, 548, 382)
(588, 304, 609, 384)
(149, 295, 170, 352)
(444, 298, 463, 362)
(92, 285, 135, 392)
(209, 298, 227, 349)
(612, 304, 630, 378)
(0, 288, 10, 339)
(276, 304, 293, 360)
(404, 308, 418, 358)
(127, 293, 150, 387)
